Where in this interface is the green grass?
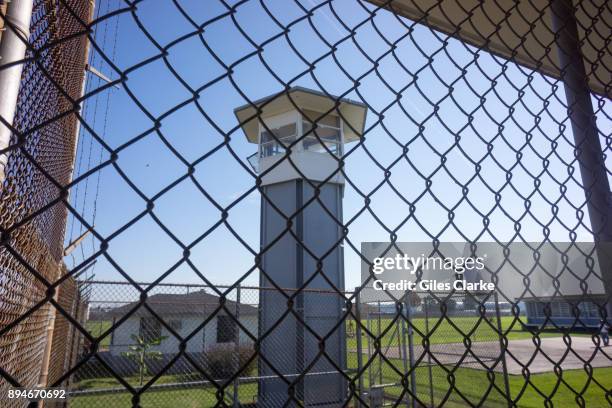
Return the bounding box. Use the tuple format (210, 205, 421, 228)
(346, 316, 589, 350)
(69, 367, 611, 407)
(75, 374, 188, 391)
(73, 316, 602, 406)
(70, 383, 258, 408)
(90, 316, 587, 352)
(357, 356, 612, 408)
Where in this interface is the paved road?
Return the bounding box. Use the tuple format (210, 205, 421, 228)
(501, 336, 611, 374)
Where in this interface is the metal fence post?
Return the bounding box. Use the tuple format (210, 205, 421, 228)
(404, 298, 417, 408)
(233, 284, 241, 408)
(0, 0, 33, 185)
(68, 0, 96, 182)
(423, 297, 434, 407)
(38, 285, 60, 389)
(354, 288, 364, 407)
(366, 303, 373, 391)
(399, 304, 409, 408)
(377, 300, 382, 386)
(493, 291, 512, 408)
(551, 0, 612, 319)
(69, 284, 84, 393)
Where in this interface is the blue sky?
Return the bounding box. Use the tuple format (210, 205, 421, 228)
(64, 0, 611, 290)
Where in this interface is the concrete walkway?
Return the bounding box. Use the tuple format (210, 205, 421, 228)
(501, 336, 611, 374)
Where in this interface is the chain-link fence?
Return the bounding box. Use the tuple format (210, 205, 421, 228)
(355, 290, 511, 407)
(0, 0, 91, 405)
(58, 282, 512, 408)
(70, 281, 353, 407)
(0, 0, 611, 407)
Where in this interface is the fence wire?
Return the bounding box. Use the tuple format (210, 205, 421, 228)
(0, 0, 91, 405)
(0, 0, 611, 407)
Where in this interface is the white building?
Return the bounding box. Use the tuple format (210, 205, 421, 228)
(107, 289, 257, 355)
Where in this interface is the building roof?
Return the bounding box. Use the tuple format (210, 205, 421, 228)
(234, 86, 367, 144)
(107, 289, 258, 318)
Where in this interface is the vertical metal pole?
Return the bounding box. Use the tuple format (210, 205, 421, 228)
(354, 289, 364, 408)
(233, 284, 241, 408)
(66, 0, 95, 196)
(551, 0, 612, 318)
(404, 299, 417, 408)
(110, 316, 116, 348)
(64, 280, 84, 385)
(38, 287, 60, 389)
(493, 291, 512, 408)
(74, 288, 86, 374)
(424, 297, 434, 407)
(295, 180, 304, 404)
(0, 0, 33, 185)
(377, 301, 383, 386)
(399, 303, 410, 408)
(366, 306, 373, 389)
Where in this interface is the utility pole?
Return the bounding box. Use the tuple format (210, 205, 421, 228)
(551, 0, 612, 319)
(0, 0, 33, 185)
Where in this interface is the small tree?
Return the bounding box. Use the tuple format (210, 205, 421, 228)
(347, 320, 355, 338)
(122, 334, 167, 385)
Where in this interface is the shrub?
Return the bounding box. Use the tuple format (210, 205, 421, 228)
(204, 344, 255, 379)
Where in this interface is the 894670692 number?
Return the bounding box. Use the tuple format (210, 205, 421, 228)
(5, 388, 67, 401)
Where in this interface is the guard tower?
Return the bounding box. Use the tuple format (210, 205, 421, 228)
(235, 87, 366, 407)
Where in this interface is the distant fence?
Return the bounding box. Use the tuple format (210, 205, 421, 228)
(63, 281, 514, 408)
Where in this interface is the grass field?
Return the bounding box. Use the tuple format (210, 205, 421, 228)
(89, 315, 587, 351)
(70, 382, 258, 408)
(69, 367, 611, 407)
(346, 316, 589, 350)
(370, 364, 612, 408)
(74, 316, 604, 406)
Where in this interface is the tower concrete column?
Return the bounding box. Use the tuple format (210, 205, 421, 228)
(235, 87, 366, 407)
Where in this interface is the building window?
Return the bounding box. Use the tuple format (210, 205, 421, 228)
(534, 303, 545, 318)
(217, 315, 237, 343)
(301, 109, 341, 156)
(551, 301, 561, 317)
(526, 302, 534, 316)
(260, 123, 297, 158)
(579, 301, 599, 318)
(139, 317, 161, 342)
(558, 301, 570, 317)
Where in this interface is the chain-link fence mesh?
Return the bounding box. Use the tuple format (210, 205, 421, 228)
(356, 291, 510, 407)
(0, 0, 91, 405)
(47, 273, 85, 389)
(69, 281, 354, 407)
(0, 0, 611, 407)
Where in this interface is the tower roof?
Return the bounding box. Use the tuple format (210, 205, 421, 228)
(234, 86, 367, 144)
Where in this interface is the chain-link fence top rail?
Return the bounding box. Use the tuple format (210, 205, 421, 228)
(0, 0, 611, 407)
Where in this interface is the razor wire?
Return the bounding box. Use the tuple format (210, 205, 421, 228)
(0, 0, 610, 407)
